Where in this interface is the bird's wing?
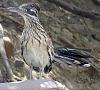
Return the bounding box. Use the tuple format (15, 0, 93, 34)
(44, 38, 54, 73)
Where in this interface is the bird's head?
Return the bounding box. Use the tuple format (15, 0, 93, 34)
(8, 3, 40, 17)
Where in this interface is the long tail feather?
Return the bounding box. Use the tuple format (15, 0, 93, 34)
(54, 47, 100, 72)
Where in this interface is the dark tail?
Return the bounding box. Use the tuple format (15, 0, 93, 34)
(53, 47, 100, 72)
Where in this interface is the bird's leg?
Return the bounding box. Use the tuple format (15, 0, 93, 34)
(38, 67, 44, 79)
(29, 65, 33, 80)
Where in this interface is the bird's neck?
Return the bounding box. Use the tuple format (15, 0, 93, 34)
(23, 15, 39, 28)
(21, 15, 48, 42)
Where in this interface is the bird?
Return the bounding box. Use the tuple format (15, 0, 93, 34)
(8, 3, 54, 79)
(8, 3, 100, 79)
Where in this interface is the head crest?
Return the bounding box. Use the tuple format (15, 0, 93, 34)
(19, 2, 40, 11)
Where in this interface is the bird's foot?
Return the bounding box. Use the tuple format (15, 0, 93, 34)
(36, 73, 45, 79)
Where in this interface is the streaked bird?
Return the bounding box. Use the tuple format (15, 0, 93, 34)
(8, 3, 100, 79)
(8, 3, 54, 79)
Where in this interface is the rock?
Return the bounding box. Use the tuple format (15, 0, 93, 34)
(14, 60, 24, 68)
(91, 33, 100, 41)
(0, 70, 3, 83)
(3, 37, 14, 58)
(61, 28, 73, 40)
